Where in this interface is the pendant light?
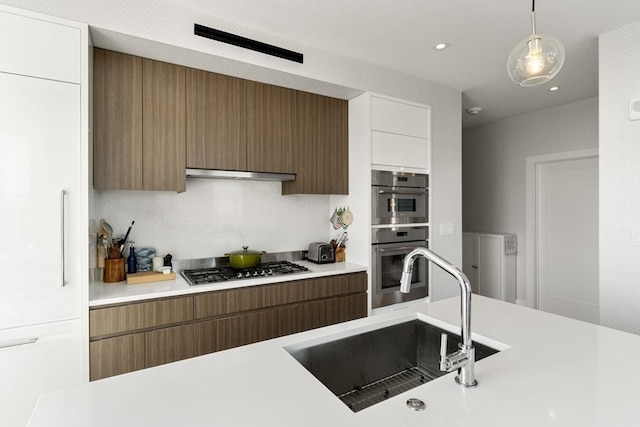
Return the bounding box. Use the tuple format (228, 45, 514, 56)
(507, 0, 565, 87)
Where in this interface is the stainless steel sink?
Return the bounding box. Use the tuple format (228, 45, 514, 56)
(286, 319, 499, 412)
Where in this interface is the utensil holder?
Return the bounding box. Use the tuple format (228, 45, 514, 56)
(104, 257, 125, 283)
(336, 247, 346, 262)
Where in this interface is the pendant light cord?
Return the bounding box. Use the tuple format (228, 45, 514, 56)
(531, 0, 537, 34)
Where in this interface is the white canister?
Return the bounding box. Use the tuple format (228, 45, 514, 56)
(152, 256, 164, 272)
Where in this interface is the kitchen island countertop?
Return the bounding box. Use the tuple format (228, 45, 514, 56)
(30, 296, 640, 426)
(90, 261, 367, 307)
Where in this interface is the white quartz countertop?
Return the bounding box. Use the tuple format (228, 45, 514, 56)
(89, 261, 367, 307)
(30, 296, 640, 426)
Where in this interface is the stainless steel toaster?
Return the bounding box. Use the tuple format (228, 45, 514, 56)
(307, 242, 335, 264)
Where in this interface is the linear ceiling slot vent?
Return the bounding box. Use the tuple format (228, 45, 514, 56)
(194, 23, 304, 63)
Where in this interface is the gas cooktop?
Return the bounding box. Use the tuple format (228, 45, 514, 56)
(180, 261, 310, 286)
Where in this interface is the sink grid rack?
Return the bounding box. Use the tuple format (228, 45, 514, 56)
(338, 366, 440, 412)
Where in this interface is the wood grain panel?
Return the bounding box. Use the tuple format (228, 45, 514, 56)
(93, 48, 143, 190)
(193, 273, 366, 319)
(90, 333, 145, 381)
(278, 293, 367, 337)
(282, 91, 348, 195)
(145, 324, 194, 368)
(142, 59, 186, 192)
(186, 69, 246, 170)
(89, 296, 193, 338)
(246, 81, 296, 173)
(317, 95, 348, 194)
(193, 312, 263, 356)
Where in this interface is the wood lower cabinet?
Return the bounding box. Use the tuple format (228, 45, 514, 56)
(90, 272, 367, 380)
(278, 293, 367, 336)
(89, 295, 193, 338)
(194, 311, 273, 356)
(146, 324, 194, 368)
(90, 333, 145, 381)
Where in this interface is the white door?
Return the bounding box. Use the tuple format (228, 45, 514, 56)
(537, 157, 599, 323)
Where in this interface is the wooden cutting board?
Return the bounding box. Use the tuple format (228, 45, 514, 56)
(126, 271, 176, 285)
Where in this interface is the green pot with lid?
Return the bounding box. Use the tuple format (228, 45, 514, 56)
(225, 246, 267, 269)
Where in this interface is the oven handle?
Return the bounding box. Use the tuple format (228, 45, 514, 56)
(378, 189, 427, 195)
(377, 246, 423, 253)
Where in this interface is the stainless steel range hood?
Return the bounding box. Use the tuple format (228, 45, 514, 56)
(186, 168, 296, 182)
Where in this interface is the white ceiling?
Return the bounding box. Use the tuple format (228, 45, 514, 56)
(167, 0, 640, 127)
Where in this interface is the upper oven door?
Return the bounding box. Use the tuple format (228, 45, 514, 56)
(372, 186, 428, 225)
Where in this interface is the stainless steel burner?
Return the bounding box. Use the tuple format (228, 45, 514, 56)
(181, 261, 309, 286)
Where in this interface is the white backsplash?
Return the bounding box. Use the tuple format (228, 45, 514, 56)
(92, 178, 331, 260)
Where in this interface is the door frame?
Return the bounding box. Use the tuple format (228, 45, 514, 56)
(525, 148, 599, 309)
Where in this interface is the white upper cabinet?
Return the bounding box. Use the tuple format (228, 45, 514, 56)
(371, 96, 429, 138)
(370, 96, 430, 171)
(0, 9, 81, 83)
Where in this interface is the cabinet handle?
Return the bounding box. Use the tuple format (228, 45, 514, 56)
(60, 189, 67, 287)
(377, 246, 421, 253)
(378, 189, 428, 196)
(0, 337, 38, 349)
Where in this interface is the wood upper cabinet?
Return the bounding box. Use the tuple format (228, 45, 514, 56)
(246, 81, 296, 174)
(142, 58, 186, 192)
(93, 49, 186, 192)
(282, 92, 348, 195)
(94, 50, 348, 193)
(186, 68, 246, 171)
(93, 48, 143, 190)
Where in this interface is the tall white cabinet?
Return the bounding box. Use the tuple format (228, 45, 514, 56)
(331, 93, 431, 312)
(0, 6, 89, 426)
(462, 232, 517, 303)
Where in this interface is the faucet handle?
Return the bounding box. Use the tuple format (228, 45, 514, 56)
(439, 333, 454, 372)
(440, 333, 448, 360)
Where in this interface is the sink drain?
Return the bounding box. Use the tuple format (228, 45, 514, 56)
(406, 398, 426, 411)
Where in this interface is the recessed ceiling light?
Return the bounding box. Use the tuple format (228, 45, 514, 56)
(434, 43, 448, 50)
(466, 107, 482, 115)
(548, 86, 561, 91)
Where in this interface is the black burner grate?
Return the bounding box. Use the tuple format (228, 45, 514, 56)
(181, 261, 309, 286)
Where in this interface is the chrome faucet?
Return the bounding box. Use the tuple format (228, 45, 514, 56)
(400, 247, 478, 388)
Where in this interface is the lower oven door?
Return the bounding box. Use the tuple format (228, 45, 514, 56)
(371, 241, 428, 308)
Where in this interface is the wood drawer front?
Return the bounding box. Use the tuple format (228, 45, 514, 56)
(278, 293, 367, 336)
(194, 273, 367, 319)
(193, 311, 275, 356)
(90, 333, 145, 381)
(90, 296, 193, 338)
(146, 324, 194, 368)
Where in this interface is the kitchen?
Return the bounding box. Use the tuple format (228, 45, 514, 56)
(1, 1, 639, 426)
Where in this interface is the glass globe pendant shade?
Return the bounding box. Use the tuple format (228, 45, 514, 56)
(507, 33, 565, 87)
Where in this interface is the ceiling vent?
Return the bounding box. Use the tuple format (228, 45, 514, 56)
(194, 23, 304, 63)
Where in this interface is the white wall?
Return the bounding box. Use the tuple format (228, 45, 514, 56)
(462, 97, 599, 305)
(599, 21, 640, 335)
(94, 181, 328, 259)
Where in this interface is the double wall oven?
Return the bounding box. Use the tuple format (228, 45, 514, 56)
(371, 170, 429, 308)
